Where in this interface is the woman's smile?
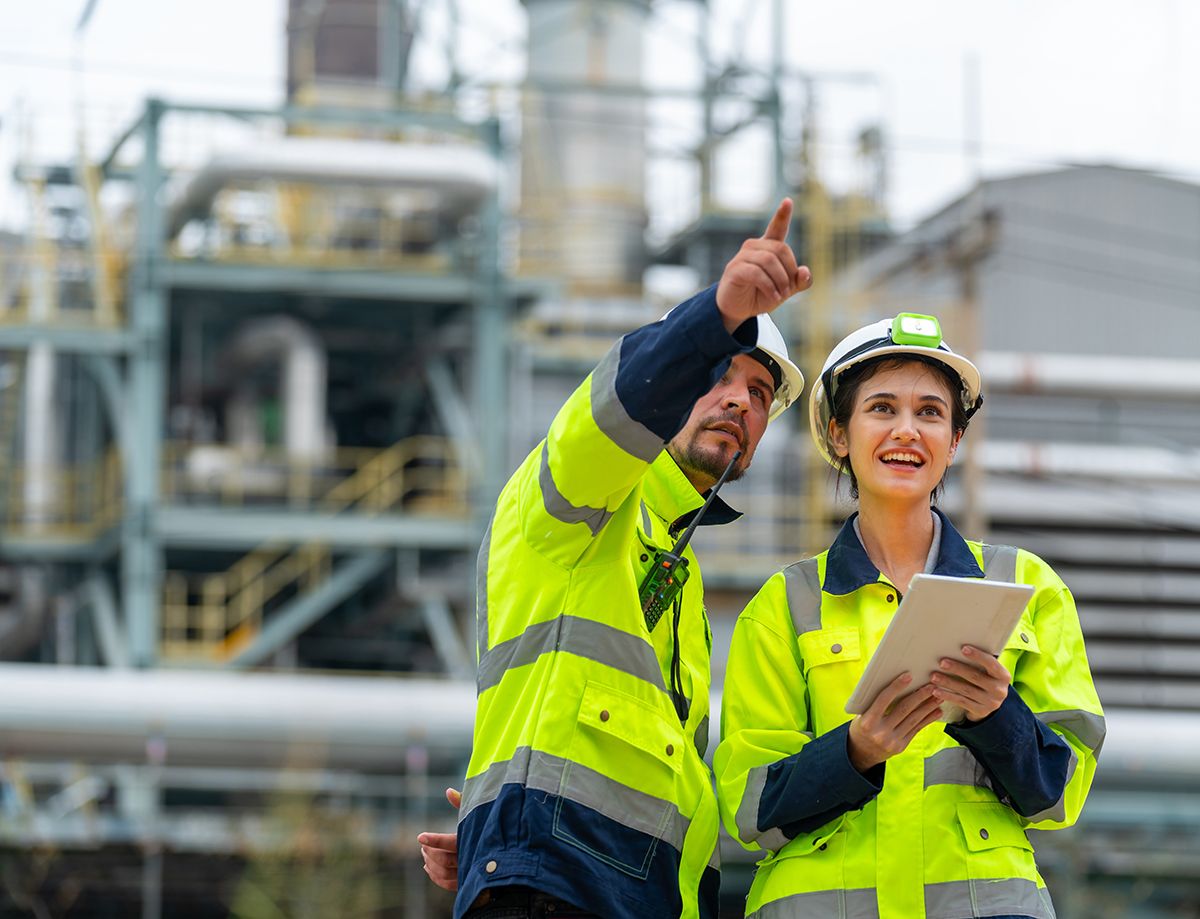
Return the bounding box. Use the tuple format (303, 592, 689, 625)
(830, 361, 960, 504)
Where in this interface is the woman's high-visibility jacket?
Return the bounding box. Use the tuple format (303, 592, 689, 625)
(456, 286, 759, 919)
(715, 510, 1105, 919)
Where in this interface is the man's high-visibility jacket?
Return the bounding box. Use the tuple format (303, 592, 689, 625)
(456, 286, 759, 919)
(715, 510, 1105, 919)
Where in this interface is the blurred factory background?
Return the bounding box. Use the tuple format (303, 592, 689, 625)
(1, 0, 1199, 916)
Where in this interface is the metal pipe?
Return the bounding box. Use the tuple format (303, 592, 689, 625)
(982, 351, 1200, 399)
(983, 441, 1200, 484)
(0, 665, 475, 768)
(167, 138, 499, 237)
(225, 316, 327, 463)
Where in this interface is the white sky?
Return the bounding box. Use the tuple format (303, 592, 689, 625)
(1, 0, 1198, 234)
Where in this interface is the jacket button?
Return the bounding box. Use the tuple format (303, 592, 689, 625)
(819, 843, 828, 851)
(600, 710, 610, 722)
(1020, 632, 1030, 643)
(485, 859, 498, 873)
(979, 828, 989, 840)
(886, 594, 895, 603)
(640, 554, 648, 562)
(665, 744, 674, 756)
(831, 644, 843, 654)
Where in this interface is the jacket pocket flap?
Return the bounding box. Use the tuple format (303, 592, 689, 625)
(578, 681, 684, 773)
(798, 627, 862, 668)
(957, 802, 1032, 853)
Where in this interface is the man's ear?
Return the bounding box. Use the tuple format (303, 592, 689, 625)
(829, 419, 850, 459)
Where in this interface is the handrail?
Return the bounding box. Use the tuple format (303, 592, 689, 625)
(161, 436, 467, 512)
(161, 436, 465, 661)
(0, 449, 122, 537)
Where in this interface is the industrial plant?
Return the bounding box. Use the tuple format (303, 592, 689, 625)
(0, 1, 1198, 916)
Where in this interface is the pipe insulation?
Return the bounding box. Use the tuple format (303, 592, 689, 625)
(168, 138, 499, 237)
(225, 315, 327, 462)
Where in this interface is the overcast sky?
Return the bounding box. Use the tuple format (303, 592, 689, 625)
(2, 0, 1197, 234)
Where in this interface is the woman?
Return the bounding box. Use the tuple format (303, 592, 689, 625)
(714, 313, 1104, 919)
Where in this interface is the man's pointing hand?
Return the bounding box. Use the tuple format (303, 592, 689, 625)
(715, 197, 813, 333)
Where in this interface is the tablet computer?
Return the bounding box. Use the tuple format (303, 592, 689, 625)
(844, 573, 1035, 716)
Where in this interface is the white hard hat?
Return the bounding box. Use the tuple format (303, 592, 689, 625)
(752, 312, 805, 421)
(658, 307, 804, 422)
(808, 312, 983, 468)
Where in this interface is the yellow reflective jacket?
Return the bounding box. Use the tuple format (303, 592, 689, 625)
(457, 286, 757, 919)
(715, 511, 1104, 919)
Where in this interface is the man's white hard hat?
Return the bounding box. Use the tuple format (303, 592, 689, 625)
(808, 312, 983, 468)
(658, 307, 804, 422)
(752, 312, 805, 422)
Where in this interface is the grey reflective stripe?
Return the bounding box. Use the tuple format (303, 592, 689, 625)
(1035, 709, 1107, 753)
(924, 746, 993, 791)
(924, 878, 1056, 919)
(640, 500, 653, 535)
(476, 615, 666, 694)
(475, 514, 495, 664)
(460, 745, 690, 854)
(590, 342, 666, 462)
(749, 888, 879, 919)
(461, 744, 538, 818)
(981, 543, 1019, 582)
(751, 879, 1055, 919)
(783, 558, 824, 636)
(540, 447, 613, 537)
(736, 763, 794, 853)
(1024, 748, 1079, 823)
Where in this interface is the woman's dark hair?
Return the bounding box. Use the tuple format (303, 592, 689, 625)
(828, 354, 971, 503)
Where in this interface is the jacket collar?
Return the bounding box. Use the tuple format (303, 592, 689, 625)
(644, 451, 742, 533)
(823, 506, 984, 596)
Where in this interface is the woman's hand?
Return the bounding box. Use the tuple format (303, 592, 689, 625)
(847, 673, 945, 773)
(929, 645, 1012, 722)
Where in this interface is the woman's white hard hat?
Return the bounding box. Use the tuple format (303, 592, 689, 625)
(808, 312, 983, 468)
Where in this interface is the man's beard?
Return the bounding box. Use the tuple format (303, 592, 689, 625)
(668, 413, 749, 486)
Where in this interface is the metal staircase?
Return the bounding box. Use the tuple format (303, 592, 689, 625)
(161, 436, 467, 662)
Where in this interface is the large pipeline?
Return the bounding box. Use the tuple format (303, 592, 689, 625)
(0, 665, 475, 770)
(0, 665, 1185, 789)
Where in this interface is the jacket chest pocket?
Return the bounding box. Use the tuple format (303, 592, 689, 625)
(556, 681, 685, 879)
(797, 628, 863, 731)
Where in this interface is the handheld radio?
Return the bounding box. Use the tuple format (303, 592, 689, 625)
(639, 449, 741, 632)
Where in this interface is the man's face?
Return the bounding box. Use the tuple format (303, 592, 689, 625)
(667, 353, 775, 491)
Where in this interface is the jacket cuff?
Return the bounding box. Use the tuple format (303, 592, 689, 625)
(612, 284, 757, 443)
(759, 721, 883, 835)
(672, 283, 759, 358)
(945, 685, 1033, 751)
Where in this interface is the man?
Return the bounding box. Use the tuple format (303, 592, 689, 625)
(420, 199, 811, 918)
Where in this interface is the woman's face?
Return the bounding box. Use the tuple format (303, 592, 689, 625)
(828, 360, 963, 505)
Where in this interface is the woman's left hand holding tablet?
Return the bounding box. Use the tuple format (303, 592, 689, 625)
(929, 646, 1012, 722)
(847, 673, 945, 773)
